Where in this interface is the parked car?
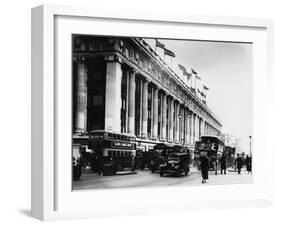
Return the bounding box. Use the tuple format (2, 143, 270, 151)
(150, 143, 174, 172)
(159, 152, 190, 177)
(150, 154, 166, 173)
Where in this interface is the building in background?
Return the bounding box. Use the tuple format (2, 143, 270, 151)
(72, 35, 222, 153)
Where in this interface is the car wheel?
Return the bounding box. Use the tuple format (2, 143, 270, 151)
(160, 172, 164, 177)
(185, 169, 188, 176)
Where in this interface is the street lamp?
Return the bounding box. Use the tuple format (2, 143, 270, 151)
(249, 136, 252, 157)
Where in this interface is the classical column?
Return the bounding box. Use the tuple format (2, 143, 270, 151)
(201, 119, 205, 136)
(197, 116, 200, 141)
(180, 106, 184, 144)
(174, 102, 179, 143)
(184, 109, 189, 145)
(74, 60, 88, 133)
(159, 92, 163, 139)
(139, 79, 143, 137)
(125, 71, 129, 133)
(194, 115, 197, 141)
(187, 112, 190, 144)
(189, 113, 192, 144)
(167, 97, 170, 140)
(192, 113, 196, 144)
(128, 69, 136, 134)
(169, 98, 174, 142)
(104, 57, 123, 132)
(152, 87, 158, 139)
(162, 93, 167, 141)
(141, 80, 148, 138)
(204, 121, 206, 135)
(195, 115, 199, 141)
(198, 117, 201, 139)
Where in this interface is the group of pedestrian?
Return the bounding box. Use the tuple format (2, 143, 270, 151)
(200, 153, 252, 184)
(235, 154, 252, 174)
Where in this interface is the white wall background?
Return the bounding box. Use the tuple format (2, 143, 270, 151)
(0, 0, 280, 225)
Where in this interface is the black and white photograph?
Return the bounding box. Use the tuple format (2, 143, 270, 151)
(71, 35, 253, 190)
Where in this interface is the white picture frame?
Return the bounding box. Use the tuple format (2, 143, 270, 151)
(31, 4, 274, 221)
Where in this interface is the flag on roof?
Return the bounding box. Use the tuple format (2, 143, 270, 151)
(195, 74, 201, 80)
(203, 85, 209, 90)
(185, 72, 191, 78)
(164, 48, 176, 57)
(156, 39, 165, 49)
(178, 64, 190, 77)
(191, 69, 198, 74)
(178, 64, 186, 72)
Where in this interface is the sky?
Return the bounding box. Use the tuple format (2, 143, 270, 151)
(154, 39, 253, 154)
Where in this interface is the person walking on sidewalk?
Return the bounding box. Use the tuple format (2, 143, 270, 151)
(235, 154, 243, 174)
(200, 156, 209, 183)
(220, 153, 227, 175)
(245, 155, 252, 174)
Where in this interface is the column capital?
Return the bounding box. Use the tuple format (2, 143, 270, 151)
(104, 54, 123, 64)
(73, 55, 87, 63)
(128, 66, 137, 74)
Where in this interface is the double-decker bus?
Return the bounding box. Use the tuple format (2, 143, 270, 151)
(195, 135, 225, 173)
(88, 130, 136, 171)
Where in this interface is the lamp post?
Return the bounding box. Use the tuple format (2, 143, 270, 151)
(249, 136, 252, 157)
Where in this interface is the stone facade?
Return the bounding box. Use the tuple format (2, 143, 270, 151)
(72, 36, 222, 151)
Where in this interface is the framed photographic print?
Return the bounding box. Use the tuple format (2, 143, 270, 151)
(31, 4, 274, 221)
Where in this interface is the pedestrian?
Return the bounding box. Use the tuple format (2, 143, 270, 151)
(235, 153, 243, 174)
(245, 155, 252, 174)
(200, 156, 209, 183)
(220, 153, 227, 175)
(96, 153, 103, 175)
(131, 153, 136, 172)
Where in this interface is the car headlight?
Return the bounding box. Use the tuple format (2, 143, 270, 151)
(174, 165, 179, 169)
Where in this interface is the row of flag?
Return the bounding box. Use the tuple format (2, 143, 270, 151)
(155, 39, 209, 100)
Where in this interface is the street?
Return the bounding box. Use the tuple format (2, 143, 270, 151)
(73, 168, 252, 190)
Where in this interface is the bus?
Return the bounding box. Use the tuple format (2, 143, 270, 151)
(195, 136, 225, 173)
(88, 130, 136, 171)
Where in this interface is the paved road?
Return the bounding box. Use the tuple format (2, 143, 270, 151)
(73, 168, 252, 190)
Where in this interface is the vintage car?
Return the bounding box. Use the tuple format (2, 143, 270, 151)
(150, 143, 174, 172)
(150, 155, 166, 173)
(159, 152, 190, 177)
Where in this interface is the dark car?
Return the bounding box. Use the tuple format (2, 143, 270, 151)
(159, 153, 190, 177)
(150, 143, 174, 172)
(150, 154, 166, 173)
